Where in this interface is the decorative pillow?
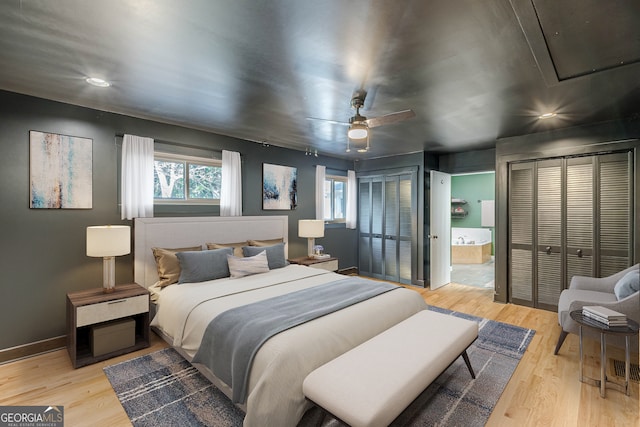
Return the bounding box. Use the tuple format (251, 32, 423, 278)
(227, 251, 270, 278)
(206, 242, 246, 257)
(614, 269, 640, 300)
(152, 246, 202, 288)
(242, 243, 287, 269)
(247, 238, 284, 247)
(176, 247, 233, 284)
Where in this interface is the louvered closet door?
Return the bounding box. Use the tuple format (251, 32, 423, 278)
(536, 159, 563, 310)
(566, 157, 594, 284)
(509, 163, 534, 306)
(384, 178, 399, 281)
(358, 179, 372, 274)
(598, 152, 633, 276)
(508, 151, 634, 311)
(370, 180, 384, 278)
(383, 175, 414, 284)
(397, 176, 413, 283)
(358, 177, 384, 279)
(358, 170, 417, 284)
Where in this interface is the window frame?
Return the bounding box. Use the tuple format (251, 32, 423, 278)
(324, 174, 348, 223)
(153, 152, 222, 205)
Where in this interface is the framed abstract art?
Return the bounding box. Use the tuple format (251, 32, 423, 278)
(262, 163, 297, 210)
(29, 130, 93, 209)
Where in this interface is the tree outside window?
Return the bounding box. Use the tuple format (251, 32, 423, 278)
(153, 153, 221, 204)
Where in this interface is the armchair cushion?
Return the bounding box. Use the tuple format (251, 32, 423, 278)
(614, 269, 639, 300)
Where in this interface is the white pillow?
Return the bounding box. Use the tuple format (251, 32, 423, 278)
(227, 251, 270, 278)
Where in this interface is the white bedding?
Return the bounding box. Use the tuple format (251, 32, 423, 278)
(151, 264, 428, 427)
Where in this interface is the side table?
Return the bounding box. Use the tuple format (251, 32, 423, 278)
(67, 283, 150, 368)
(570, 309, 639, 397)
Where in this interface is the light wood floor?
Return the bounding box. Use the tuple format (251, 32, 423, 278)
(0, 283, 637, 426)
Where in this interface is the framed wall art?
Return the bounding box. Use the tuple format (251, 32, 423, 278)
(262, 163, 297, 210)
(29, 130, 93, 209)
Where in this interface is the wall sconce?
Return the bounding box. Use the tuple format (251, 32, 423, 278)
(86, 225, 131, 293)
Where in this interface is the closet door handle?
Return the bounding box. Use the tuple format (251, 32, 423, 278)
(577, 249, 583, 258)
(545, 246, 552, 255)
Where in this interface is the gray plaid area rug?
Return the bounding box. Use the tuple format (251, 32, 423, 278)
(104, 307, 535, 426)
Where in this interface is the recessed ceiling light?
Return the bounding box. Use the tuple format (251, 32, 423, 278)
(538, 112, 557, 120)
(85, 77, 111, 87)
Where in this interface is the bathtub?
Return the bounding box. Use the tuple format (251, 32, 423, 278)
(451, 227, 492, 264)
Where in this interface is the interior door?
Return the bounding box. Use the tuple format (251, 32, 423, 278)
(429, 170, 451, 289)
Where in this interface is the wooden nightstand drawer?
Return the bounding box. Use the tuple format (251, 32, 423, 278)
(288, 256, 339, 272)
(310, 259, 339, 271)
(77, 294, 148, 327)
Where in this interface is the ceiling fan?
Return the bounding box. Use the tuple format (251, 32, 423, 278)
(307, 90, 416, 153)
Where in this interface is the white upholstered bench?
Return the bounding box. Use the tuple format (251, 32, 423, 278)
(302, 310, 479, 427)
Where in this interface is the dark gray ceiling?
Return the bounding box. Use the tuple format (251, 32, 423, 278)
(1, 0, 639, 159)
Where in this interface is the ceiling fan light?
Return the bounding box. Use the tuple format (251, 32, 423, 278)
(347, 124, 368, 139)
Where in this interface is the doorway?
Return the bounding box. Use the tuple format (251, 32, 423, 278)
(450, 172, 496, 289)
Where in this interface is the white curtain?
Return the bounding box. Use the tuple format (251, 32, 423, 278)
(315, 165, 326, 220)
(346, 169, 357, 229)
(121, 134, 154, 220)
(221, 150, 242, 216)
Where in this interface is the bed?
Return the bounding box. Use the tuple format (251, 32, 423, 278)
(134, 216, 428, 427)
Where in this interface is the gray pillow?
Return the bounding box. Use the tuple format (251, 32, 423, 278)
(227, 251, 270, 278)
(176, 247, 233, 283)
(242, 243, 287, 269)
(614, 269, 639, 300)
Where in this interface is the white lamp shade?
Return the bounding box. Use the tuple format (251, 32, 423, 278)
(298, 220, 324, 238)
(87, 225, 131, 257)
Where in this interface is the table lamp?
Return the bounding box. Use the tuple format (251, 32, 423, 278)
(86, 225, 131, 293)
(298, 219, 324, 258)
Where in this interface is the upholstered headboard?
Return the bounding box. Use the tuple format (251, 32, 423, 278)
(134, 216, 289, 288)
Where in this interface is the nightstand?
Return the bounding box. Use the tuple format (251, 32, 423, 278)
(67, 283, 150, 368)
(288, 256, 339, 272)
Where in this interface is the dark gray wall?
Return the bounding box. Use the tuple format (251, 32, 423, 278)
(494, 120, 640, 303)
(438, 148, 496, 174)
(0, 90, 355, 350)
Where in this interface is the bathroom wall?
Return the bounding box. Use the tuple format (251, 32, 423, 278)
(450, 172, 495, 254)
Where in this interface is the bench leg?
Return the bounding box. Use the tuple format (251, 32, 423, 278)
(462, 350, 476, 379)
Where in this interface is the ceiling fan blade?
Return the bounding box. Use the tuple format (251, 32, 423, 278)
(365, 109, 416, 128)
(306, 117, 349, 126)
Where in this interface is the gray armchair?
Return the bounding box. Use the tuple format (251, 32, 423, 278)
(554, 264, 639, 355)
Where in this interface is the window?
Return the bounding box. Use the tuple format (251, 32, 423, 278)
(323, 175, 347, 222)
(153, 153, 221, 204)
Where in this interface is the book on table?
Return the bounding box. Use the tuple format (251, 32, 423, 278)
(582, 306, 627, 326)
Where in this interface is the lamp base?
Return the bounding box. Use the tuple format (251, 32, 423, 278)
(103, 256, 116, 294)
(307, 238, 315, 259)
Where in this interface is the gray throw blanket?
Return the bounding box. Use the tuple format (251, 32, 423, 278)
(192, 277, 398, 403)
